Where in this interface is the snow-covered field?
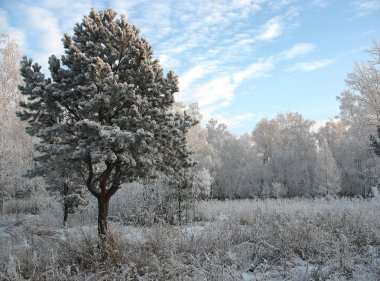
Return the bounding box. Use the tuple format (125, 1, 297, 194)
(1, 197, 380, 280)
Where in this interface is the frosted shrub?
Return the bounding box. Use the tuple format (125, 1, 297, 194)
(109, 179, 183, 225)
(194, 197, 380, 279)
(2, 196, 380, 280)
(271, 182, 286, 198)
(3, 193, 49, 215)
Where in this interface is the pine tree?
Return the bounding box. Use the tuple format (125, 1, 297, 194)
(27, 151, 88, 227)
(162, 111, 197, 223)
(17, 9, 194, 237)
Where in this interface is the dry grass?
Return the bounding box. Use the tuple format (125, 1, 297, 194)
(1, 197, 379, 280)
(2, 197, 43, 215)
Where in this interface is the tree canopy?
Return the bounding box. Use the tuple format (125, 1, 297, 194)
(17, 9, 195, 236)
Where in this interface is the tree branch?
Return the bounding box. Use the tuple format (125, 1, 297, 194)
(106, 161, 122, 200)
(99, 161, 114, 196)
(86, 154, 99, 198)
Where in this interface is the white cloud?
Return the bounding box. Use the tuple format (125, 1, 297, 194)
(194, 75, 236, 108)
(233, 60, 274, 84)
(233, 0, 262, 15)
(213, 113, 257, 128)
(0, 0, 304, 133)
(286, 59, 335, 72)
(268, 0, 298, 10)
(155, 0, 281, 64)
(27, 7, 62, 50)
(178, 58, 273, 123)
(108, 0, 148, 19)
(157, 54, 180, 70)
(257, 18, 283, 41)
(170, 37, 199, 54)
(134, 2, 172, 40)
(352, 0, 380, 15)
(279, 43, 316, 59)
(312, 0, 329, 8)
(20, 0, 102, 37)
(237, 38, 256, 45)
(179, 64, 213, 92)
(0, 9, 26, 48)
(177, 74, 237, 120)
(172, 11, 305, 122)
(20, 7, 63, 71)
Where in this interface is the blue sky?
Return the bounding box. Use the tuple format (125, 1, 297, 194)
(1, 0, 379, 135)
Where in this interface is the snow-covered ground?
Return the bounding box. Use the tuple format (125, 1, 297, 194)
(1, 197, 380, 280)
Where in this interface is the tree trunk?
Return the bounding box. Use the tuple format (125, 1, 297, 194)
(97, 196, 110, 237)
(178, 196, 182, 224)
(63, 201, 69, 228)
(0, 190, 4, 214)
(63, 181, 69, 227)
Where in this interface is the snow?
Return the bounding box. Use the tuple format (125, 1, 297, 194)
(1, 197, 380, 280)
(0, 226, 11, 240)
(122, 225, 146, 243)
(182, 224, 205, 237)
(242, 272, 284, 281)
(56, 229, 67, 241)
(371, 186, 379, 197)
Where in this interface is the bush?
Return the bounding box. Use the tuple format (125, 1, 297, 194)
(109, 179, 195, 226)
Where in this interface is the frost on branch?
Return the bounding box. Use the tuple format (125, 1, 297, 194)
(17, 8, 196, 236)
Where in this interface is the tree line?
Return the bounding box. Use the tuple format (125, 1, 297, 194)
(189, 42, 380, 200)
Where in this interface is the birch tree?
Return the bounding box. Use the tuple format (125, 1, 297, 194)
(0, 34, 35, 208)
(337, 41, 380, 129)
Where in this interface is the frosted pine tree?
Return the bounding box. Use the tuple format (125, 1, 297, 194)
(162, 111, 197, 223)
(18, 9, 194, 237)
(27, 150, 88, 227)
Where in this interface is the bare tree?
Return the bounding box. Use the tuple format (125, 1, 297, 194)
(0, 34, 35, 209)
(337, 41, 380, 129)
